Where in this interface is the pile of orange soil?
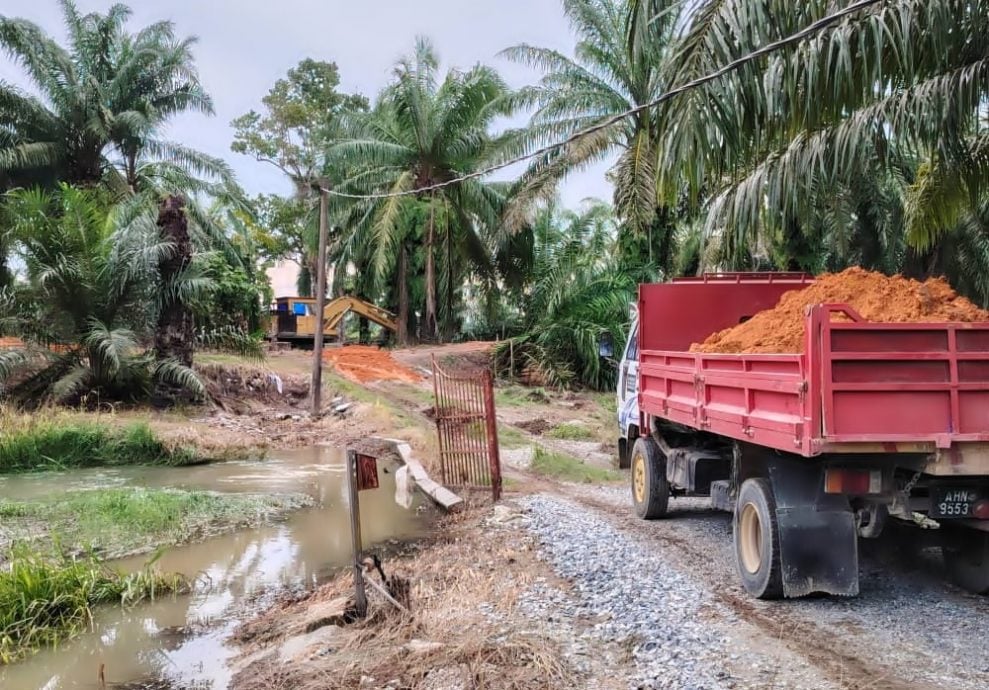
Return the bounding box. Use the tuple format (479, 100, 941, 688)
(0, 337, 72, 353)
(692, 267, 989, 354)
(322, 345, 422, 384)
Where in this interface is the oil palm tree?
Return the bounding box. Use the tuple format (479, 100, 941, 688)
(0, 185, 215, 404)
(0, 0, 219, 189)
(499, 200, 648, 389)
(502, 0, 677, 249)
(330, 38, 513, 342)
(655, 0, 989, 269)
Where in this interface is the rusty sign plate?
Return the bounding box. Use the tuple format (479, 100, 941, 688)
(356, 453, 379, 491)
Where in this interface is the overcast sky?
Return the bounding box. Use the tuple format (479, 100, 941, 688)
(0, 0, 614, 207)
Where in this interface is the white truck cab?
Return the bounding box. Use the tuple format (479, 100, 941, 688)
(615, 304, 639, 469)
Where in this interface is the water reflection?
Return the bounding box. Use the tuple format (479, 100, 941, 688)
(0, 445, 426, 689)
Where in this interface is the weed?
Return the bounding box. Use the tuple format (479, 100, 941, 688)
(530, 446, 620, 484)
(495, 385, 548, 408)
(546, 422, 595, 441)
(0, 411, 197, 473)
(0, 548, 187, 663)
(498, 425, 529, 449)
(0, 488, 311, 559)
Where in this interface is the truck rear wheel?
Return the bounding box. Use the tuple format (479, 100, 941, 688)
(630, 437, 669, 519)
(733, 478, 783, 599)
(942, 527, 989, 595)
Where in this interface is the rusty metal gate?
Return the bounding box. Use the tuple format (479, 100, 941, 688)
(431, 357, 501, 501)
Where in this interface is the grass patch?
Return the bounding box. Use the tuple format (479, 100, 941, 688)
(498, 425, 529, 450)
(0, 412, 197, 473)
(0, 548, 187, 663)
(324, 370, 381, 404)
(495, 384, 548, 408)
(530, 446, 620, 484)
(546, 422, 595, 441)
(0, 488, 312, 559)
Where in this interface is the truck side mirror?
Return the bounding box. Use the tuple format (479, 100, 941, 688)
(598, 333, 614, 359)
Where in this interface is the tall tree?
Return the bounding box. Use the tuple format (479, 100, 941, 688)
(232, 59, 368, 293)
(153, 195, 194, 371)
(503, 0, 678, 266)
(331, 38, 513, 342)
(0, 0, 216, 189)
(656, 0, 989, 275)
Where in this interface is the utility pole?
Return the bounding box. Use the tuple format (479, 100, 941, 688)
(310, 184, 330, 415)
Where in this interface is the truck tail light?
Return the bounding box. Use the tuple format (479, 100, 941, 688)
(974, 500, 989, 520)
(824, 469, 882, 495)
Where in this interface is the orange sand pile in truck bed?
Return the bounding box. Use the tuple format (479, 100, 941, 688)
(692, 267, 989, 354)
(322, 345, 423, 384)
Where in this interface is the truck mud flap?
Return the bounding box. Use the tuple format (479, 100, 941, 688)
(776, 508, 859, 597)
(768, 458, 859, 598)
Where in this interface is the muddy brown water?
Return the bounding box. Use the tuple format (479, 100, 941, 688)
(0, 445, 429, 689)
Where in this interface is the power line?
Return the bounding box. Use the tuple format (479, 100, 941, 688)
(321, 0, 884, 201)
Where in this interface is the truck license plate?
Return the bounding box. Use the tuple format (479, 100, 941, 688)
(930, 487, 982, 518)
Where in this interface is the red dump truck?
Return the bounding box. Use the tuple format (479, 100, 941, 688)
(612, 273, 989, 599)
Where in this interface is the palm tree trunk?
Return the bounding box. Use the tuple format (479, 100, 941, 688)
(397, 243, 410, 346)
(424, 198, 438, 342)
(444, 205, 456, 341)
(154, 195, 195, 369)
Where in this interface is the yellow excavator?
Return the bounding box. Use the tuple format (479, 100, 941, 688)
(269, 296, 397, 345)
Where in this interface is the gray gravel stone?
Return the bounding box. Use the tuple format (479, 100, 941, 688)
(518, 495, 732, 689)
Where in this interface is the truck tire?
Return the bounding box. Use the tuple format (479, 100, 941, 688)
(733, 478, 784, 599)
(630, 437, 669, 519)
(942, 527, 989, 595)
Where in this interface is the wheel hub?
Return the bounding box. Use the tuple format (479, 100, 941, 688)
(632, 453, 646, 503)
(739, 502, 763, 574)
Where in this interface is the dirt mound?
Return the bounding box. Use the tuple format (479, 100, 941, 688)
(323, 345, 422, 384)
(197, 363, 308, 413)
(693, 267, 989, 354)
(515, 418, 550, 435)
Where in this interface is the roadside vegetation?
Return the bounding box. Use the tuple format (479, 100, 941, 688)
(530, 447, 620, 484)
(546, 422, 595, 441)
(0, 413, 196, 473)
(0, 488, 311, 560)
(0, 550, 187, 664)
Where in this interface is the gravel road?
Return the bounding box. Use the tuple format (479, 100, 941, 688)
(517, 485, 989, 690)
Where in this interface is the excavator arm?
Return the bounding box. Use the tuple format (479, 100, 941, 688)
(322, 296, 397, 333)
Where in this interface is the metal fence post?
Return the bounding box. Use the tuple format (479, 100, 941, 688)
(346, 449, 367, 617)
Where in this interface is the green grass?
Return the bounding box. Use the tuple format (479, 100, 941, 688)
(0, 415, 197, 473)
(498, 425, 529, 450)
(530, 446, 621, 484)
(495, 385, 549, 408)
(546, 422, 595, 441)
(0, 548, 187, 663)
(0, 488, 312, 559)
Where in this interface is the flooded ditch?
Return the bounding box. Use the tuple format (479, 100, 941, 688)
(0, 445, 430, 689)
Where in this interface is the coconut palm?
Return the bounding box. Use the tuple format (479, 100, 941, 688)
(329, 38, 513, 343)
(0, 0, 220, 189)
(502, 0, 678, 253)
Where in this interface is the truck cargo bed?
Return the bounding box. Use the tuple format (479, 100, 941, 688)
(638, 276, 989, 458)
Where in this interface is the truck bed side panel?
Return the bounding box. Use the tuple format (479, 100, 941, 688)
(639, 349, 810, 452)
(819, 307, 989, 447)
